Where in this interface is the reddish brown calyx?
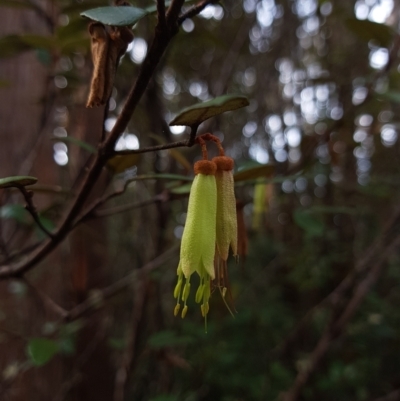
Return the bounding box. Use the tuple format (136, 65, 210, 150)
(194, 160, 217, 176)
(212, 156, 234, 171)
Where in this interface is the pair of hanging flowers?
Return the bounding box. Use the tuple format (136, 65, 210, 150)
(173, 134, 237, 319)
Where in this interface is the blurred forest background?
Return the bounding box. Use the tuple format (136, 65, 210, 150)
(1, 0, 400, 400)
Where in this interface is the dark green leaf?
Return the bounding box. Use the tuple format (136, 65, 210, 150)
(20, 34, 55, 49)
(58, 336, 76, 355)
(107, 154, 140, 173)
(0, 204, 30, 224)
(293, 209, 325, 237)
(0, 35, 31, 58)
(80, 6, 149, 27)
(0, 176, 38, 188)
(60, 36, 90, 54)
(169, 94, 250, 126)
(56, 18, 89, 41)
(27, 338, 59, 366)
(234, 164, 274, 182)
(35, 216, 55, 240)
(345, 18, 395, 48)
(51, 136, 96, 154)
(0, 35, 54, 58)
(35, 49, 51, 65)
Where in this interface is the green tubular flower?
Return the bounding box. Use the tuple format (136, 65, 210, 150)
(173, 160, 217, 318)
(212, 156, 238, 261)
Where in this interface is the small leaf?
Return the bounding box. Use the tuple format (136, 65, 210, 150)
(0, 204, 31, 224)
(293, 209, 324, 237)
(58, 336, 76, 355)
(234, 164, 274, 182)
(0, 35, 30, 58)
(345, 18, 395, 48)
(0, 34, 54, 58)
(169, 94, 249, 126)
(378, 91, 400, 103)
(60, 36, 90, 54)
(35, 216, 55, 240)
(20, 34, 55, 49)
(36, 48, 51, 66)
(56, 18, 89, 41)
(107, 154, 141, 173)
(169, 182, 192, 195)
(0, 176, 38, 189)
(27, 338, 59, 366)
(51, 136, 96, 154)
(80, 6, 149, 27)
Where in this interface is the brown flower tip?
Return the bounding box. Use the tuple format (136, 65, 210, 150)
(194, 160, 217, 176)
(212, 156, 234, 171)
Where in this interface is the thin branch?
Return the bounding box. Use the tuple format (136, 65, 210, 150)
(283, 236, 400, 401)
(72, 177, 141, 225)
(27, 0, 54, 31)
(94, 194, 166, 218)
(1, 241, 43, 265)
(177, 0, 219, 24)
(113, 277, 149, 401)
(15, 185, 55, 238)
(114, 140, 189, 156)
(22, 278, 68, 319)
(113, 124, 199, 156)
(166, 0, 185, 28)
(156, 0, 167, 31)
(0, 2, 191, 279)
(275, 205, 400, 357)
(64, 245, 179, 322)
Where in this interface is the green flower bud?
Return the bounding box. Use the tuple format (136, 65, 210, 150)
(212, 156, 237, 261)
